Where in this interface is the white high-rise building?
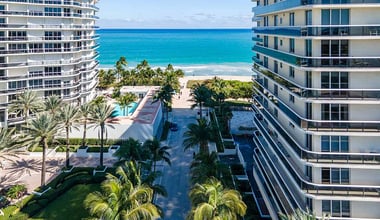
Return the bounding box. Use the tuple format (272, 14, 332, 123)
(251, 0, 380, 219)
(0, 0, 99, 126)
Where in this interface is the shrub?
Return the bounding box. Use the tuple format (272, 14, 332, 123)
(6, 185, 27, 200)
(87, 146, 109, 153)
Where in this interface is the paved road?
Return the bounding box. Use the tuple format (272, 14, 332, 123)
(155, 108, 196, 219)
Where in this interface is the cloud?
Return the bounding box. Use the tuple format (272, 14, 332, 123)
(97, 13, 251, 29)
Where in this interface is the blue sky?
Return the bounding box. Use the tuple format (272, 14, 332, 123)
(97, 0, 253, 28)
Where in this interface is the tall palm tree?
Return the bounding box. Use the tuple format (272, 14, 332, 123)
(89, 103, 115, 167)
(152, 84, 173, 121)
(183, 118, 213, 154)
(190, 152, 230, 185)
(117, 93, 137, 116)
(0, 127, 25, 168)
(143, 138, 171, 173)
(44, 95, 62, 117)
(189, 83, 212, 118)
(115, 56, 128, 82)
(188, 177, 246, 220)
(84, 163, 162, 220)
(113, 138, 144, 166)
(79, 103, 93, 147)
(58, 104, 80, 168)
(9, 90, 43, 126)
(23, 113, 60, 186)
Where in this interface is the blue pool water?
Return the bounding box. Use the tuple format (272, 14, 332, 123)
(111, 102, 139, 117)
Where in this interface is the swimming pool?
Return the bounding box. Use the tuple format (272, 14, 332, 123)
(111, 102, 139, 117)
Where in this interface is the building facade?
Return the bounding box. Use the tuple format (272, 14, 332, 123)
(0, 0, 99, 127)
(251, 0, 380, 219)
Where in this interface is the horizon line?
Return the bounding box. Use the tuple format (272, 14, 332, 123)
(98, 27, 252, 30)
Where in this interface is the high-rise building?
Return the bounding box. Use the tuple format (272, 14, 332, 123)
(251, 0, 380, 219)
(0, 0, 99, 127)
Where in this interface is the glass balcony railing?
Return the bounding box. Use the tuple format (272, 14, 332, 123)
(253, 45, 380, 68)
(253, 25, 380, 37)
(253, 82, 380, 132)
(254, 116, 380, 198)
(252, 101, 380, 165)
(253, 64, 380, 100)
(253, 0, 380, 16)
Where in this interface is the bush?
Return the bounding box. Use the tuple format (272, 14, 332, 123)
(6, 184, 27, 200)
(87, 146, 109, 153)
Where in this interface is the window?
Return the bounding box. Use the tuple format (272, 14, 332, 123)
(274, 15, 278, 26)
(321, 168, 349, 184)
(44, 43, 61, 52)
(305, 39, 312, 56)
(289, 13, 295, 26)
(44, 7, 61, 16)
(45, 90, 61, 97)
(8, 81, 26, 90)
(289, 66, 295, 78)
(274, 108, 278, 118)
(274, 84, 278, 96)
(289, 38, 295, 53)
(305, 10, 312, 25)
(264, 56, 268, 68)
(321, 104, 348, 121)
(45, 67, 61, 76)
(45, 80, 61, 88)
(321, 72, 348, 89)
(264, 16, 268, 26)
(274, 37, 278, 50)
(321, 40, 349, 66)
(29, 79, 43, 88)
(321, 136, 349, 152)
(44, 31, 61, 40)
(322, 9, 349, 25)
(274, 61, 278, 73)
(264, 36, 268, 47)
(280, 40, 283, 46)
(8, 31, 26, 40)
(322, 200, 350, 217)
(289, 94, 294, 103)
(29, 43, 43, 53)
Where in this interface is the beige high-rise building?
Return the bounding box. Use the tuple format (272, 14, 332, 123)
(0, 0, 99, 126)
(251, 0, 380, 219)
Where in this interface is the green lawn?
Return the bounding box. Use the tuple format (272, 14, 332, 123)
(30, 184, 100, 220)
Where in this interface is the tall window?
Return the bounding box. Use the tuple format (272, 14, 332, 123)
(274, 61, 278, 73)
(289, 66, 294, 78)
(44, 31, 61, 40)
(322, 9, 349, 25)
(44, 7, 61, 16)
(321, 104, 348, 120)
(274, 15, 278, 26)
(321, 136, 349, 152)
(321, 72, 348, 89)
(274, 37, 278, 50)
(264, 56, 268, 68)
(321, 40, 349, 57)
(322, 200, 350, 217)
(305, 10, 312, 25)
(305, 39, 312, 56)
(264, 36, 268, 47)
(289, 13, 295, 26)
(289, 38, 295, 53)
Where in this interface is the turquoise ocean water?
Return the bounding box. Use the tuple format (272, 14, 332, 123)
(97, 29, 253, 76)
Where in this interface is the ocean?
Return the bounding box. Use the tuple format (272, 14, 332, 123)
(96, 29, 253, 76)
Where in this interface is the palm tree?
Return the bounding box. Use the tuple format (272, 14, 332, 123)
(279, 209, 329, 220)
(9, 90, 43, 126)
(89, 103, 115, 167)
(23, 113, 60, 186)
(58, 104, 80, 168)
(115, 56, 128, 82)
(143, 138, 171, 173)
(117, 92, 137, 116)
(113, 138, 144, 165)
(190, 152, 230, 185)
(183, 118, 213, 154)
(152, 84, 173, 121)
(84, 163, 162, 220)
(44, 95, 62, 117)
(189, 83, 212, 118)
(79, 103, 92, 147)
(188, 177, 246, 220)
(0, 127, 25, 168)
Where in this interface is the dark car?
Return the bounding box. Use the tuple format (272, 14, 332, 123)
(170, 123, 178, 131)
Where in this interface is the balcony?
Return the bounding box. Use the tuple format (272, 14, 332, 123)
(253, 25, 380, 37)
(253, 82, 380, 133)
(0, 0, 99, 11)
(254, 115, 380, 198)
(252, 101, 380, 165)
(253, 45, 380, 68)
(253, 0, 380, 16)
(0, 23, 98, 30)
(253, 64, 380, 100)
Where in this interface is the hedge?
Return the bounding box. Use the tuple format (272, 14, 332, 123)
(3, 167, 115, 219)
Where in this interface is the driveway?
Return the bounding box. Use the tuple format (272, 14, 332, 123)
(155, 108, 196, 219)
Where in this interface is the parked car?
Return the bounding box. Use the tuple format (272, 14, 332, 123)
(170, 122, 178, 131)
